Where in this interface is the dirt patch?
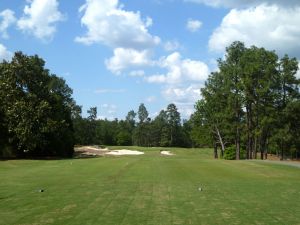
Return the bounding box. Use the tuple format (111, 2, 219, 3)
(160, 151, 174, 156)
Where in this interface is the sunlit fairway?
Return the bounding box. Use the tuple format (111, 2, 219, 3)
(1, 147, 300, 225)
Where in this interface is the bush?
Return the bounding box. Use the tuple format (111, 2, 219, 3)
(116, 131, 132, 146)
(224, 145, 246, 160)
(0, 144, 16, 158)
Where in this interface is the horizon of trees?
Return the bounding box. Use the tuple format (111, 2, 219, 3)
(1, 42, 299, 160)
(73, 103, 194, 148)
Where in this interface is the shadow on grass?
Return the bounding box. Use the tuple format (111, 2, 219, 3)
(0, 152, 103, 161)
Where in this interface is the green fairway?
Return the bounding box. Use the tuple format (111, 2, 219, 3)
(1, 147, 300, 225)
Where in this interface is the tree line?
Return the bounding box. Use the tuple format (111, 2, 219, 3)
(73, 103, 193, 148)
(192, 42, 300, 160)
(1, 43, 299, 160)
(0, 52, 197, 158)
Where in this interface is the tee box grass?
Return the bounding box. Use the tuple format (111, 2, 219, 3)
(0, 147, 299, 225)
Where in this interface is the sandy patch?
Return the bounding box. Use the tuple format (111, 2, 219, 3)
(160, 151, 174, 156)
(74, 146, 109, 157)
(75, 146, 144, 157)
(77, 146, 109, 151)
(106, 149, 144, 156)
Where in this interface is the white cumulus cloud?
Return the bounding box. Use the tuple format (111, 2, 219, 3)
(209, 4, 300, 55)
(129, 70, 145, 77)
(162, 85, 201, 103)
(105, 48, 153, 74)
(186, 19, 202, 32)
(162, 85, 202, 118)
(185, 0, 300, 8)
(0, 9, 16, 39)
(164, 40, 181, 51)
(101, 104, 117, 115)
(75, 0, 160, 49)
(98, 103, 117, 120)
(176, 102, 197, 118)
(0, 43, 13, 61)
(17, 0, 65, 40)
(145, 52, 208, 118)
(146, 52, 209, 84)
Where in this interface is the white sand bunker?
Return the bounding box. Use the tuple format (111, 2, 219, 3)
(106, 149, 144, 156)
(160, 151, 174, 156)
(86, 146, 109, 151)
(76, 146, 109, 151)
(74, 146, 110, 157)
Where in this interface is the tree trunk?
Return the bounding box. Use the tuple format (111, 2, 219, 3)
(220, 147, 224, 158)
(253, 136, 256, 159)
(264, 138, 268, 160)
(236, 106, 240, 160)
(215, 125, 225, 156)
(263, 133, 269, 160)
(246, 106, 250, 159)
(249, 106, 253, 160)
(246, 104, 254, 160)
(234, 74, 240, 160)
(247, 134, 250, 159)
(235, 107, 240, 160)
(170, 126, 173, 147)
(213, 142, 218, 159)
(249, 136, 253, 159)
(280, 140, 284, 160)
(236, 127, 240, 160)
(260, 136, 264, 160)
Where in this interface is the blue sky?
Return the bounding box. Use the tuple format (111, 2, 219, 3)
(1, 0, 300, 120)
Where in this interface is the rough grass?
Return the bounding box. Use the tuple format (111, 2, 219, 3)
(0, 147, 300, 225)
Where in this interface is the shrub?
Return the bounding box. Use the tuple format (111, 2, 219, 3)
(224, 145, 246, 160)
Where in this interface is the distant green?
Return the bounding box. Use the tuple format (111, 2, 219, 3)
(1, 147, 299, 225)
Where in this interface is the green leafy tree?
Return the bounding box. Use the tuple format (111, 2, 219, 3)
(219, 41, 246, 159)
(126, 110, 136, 127)
(116, 120, 132, 146)
(239, 46, 279, 159)
(273, 55, 300, 159)
(152, 110, 168, 146)
(138, 103, 148, 123)
(125, 110, 136, 144)
(133, 103, 150, 146)
(196, 71, 229, 157)
(193, 42, 299, 160)
(166, 103, 181, 146)
(0, 52, 76, 157)
(86, 107, 97, 144)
